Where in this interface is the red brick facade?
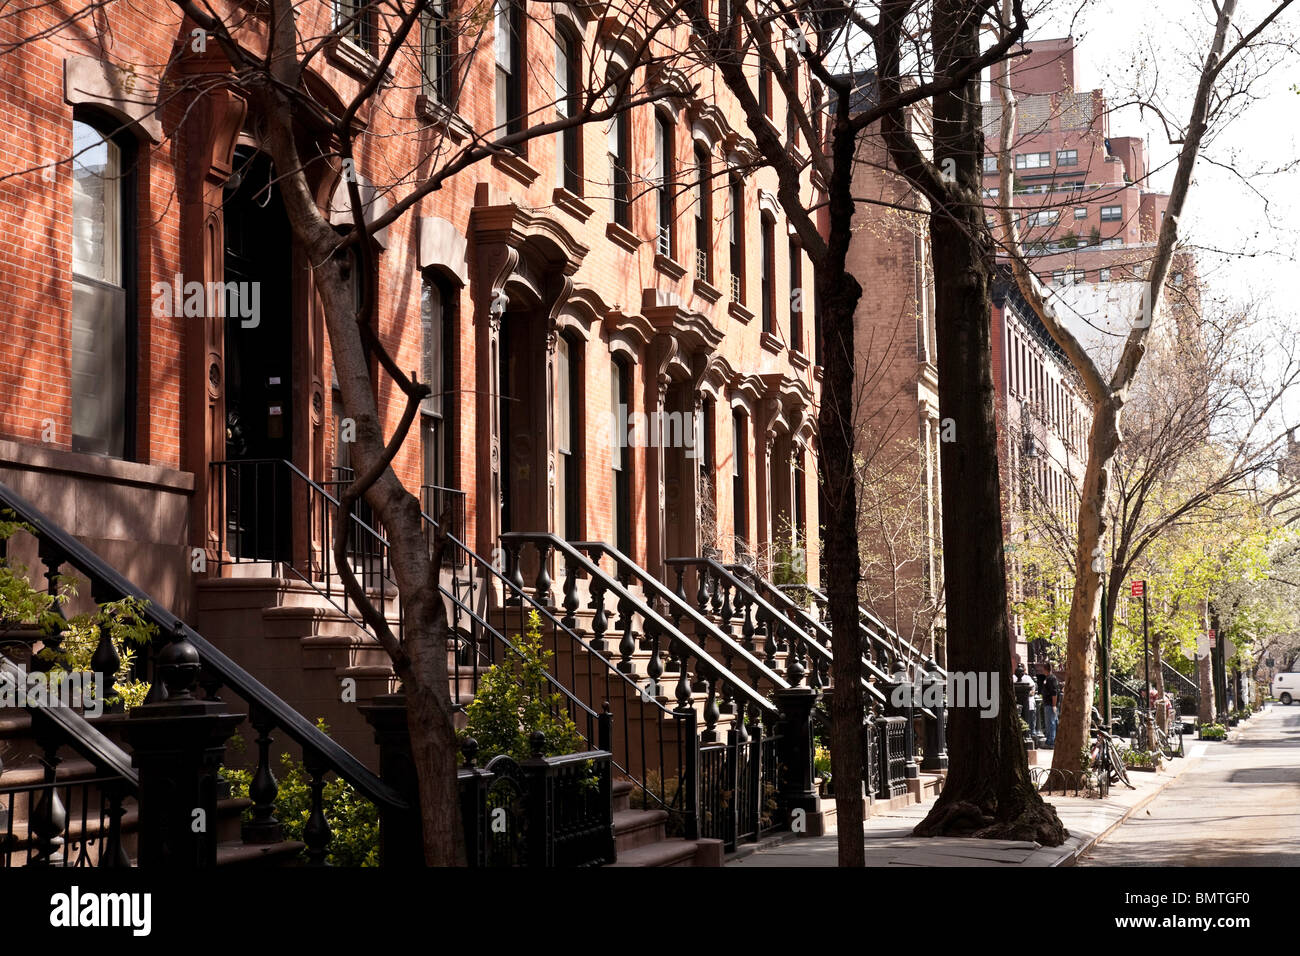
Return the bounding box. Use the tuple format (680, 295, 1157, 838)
(0, 0, 823, 614)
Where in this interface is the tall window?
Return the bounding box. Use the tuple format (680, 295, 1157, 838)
(785, 51, 799, 146)
(420, 277, 453, 493)
(793, 448, 806, 541)
(694, 143, 711, 282)
(612, 357, 632, 553)
(609, 109, 630, 227)
(729, 174, 744, 302)
(760, 213, 776, 335)
(335, 0, 377, 54)
(732, 409, 748, 543)
(556, 335, 581, 540)
(788, 238, 803, 351)
(72, 117, 133, 458)
(495, 0, 523, 136)
(654, 112, 674, 257)
(555, 27, 580, 192)
(423, 1, 454, 102)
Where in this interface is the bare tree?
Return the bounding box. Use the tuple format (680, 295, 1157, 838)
(148, 0, 683, 863)
(996, 0, 1298, 775)
(680, 0, 1039, 859)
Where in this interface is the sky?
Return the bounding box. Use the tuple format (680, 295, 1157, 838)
(1022, 0, 1300, 314)
(1003, 0, 1300, 428)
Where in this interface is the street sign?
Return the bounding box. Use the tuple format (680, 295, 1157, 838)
(1194, 634, 1210, 657)
(1209, 629, 1217, 649)
(1131, 580, 1145, 597)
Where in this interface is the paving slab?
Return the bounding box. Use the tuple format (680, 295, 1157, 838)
(727, 741, 1205, 867)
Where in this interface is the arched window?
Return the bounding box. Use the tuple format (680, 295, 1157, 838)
(729, 174, 744, 303)
(694, 143, 712, 282)
(555, 26, 580, 192)
(760, 212, 776, 335)
(495, 0, 523, 137)
(654, 111, 674, 257)
(71, 114, 135, 459)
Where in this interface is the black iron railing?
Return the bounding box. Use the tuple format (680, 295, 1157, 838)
(0, 774, 132, 868)
(421, 484, 468, 568)
(670, 557, 890, 711)
(794, 582, 947, 681)
(0, 479, 410, 866)
(878, 716, 908, 799)
(502, 533, 788, 840)
(459, 737, 615, 867)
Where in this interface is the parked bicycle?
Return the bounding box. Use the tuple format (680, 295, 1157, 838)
(1090, 708, 1137, 794)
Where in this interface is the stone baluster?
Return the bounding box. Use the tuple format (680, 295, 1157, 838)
(302, 749, 333, 866)
(533, 543, 553, 607)
(561, 552, 580, 630)
(645, 619, 664, 698)
(588, 577, 609, 653)
(701, 673, 720, 743)
(673, 640, 693, 709)
(244, 704, 284, 843)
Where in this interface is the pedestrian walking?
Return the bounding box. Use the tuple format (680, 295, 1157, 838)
(1040, 663, 1059, 749)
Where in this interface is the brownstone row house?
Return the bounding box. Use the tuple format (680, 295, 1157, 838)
(0, 0, 846, 835)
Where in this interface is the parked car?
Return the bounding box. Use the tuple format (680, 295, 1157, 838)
(1273, 672, 1300, 705)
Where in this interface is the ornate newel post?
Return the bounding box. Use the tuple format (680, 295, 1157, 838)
(773, 686, 824, 835)
(125, 630, 243, 867)
(359, 692, 425, 867)
(920, 664, 949, 772)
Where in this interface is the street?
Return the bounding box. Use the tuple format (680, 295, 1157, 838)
(1080, 706, 1300, 866)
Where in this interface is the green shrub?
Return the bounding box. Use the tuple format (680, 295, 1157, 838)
(459, 610, 585, 763)
(1111, 695, 1136, 710)
(1, 513, 155, 709)
(219, 722, 379, 867)
(1200, 723, 1227, 740)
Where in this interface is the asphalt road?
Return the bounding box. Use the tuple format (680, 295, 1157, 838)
(1080, 704, 1300, 866)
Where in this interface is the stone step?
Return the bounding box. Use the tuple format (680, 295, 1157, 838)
(215, 839, 308, 866)
(612, 808, 668, 852)
(606, 837, 702, 867)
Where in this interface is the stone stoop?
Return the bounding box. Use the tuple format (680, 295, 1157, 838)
(605, 780, 722, 867)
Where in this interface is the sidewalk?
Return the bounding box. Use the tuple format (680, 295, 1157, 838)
(728, 743, 1207, 867)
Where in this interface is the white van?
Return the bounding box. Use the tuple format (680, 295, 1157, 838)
(1274, 672, 1300, 705)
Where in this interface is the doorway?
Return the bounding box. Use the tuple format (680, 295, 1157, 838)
(223, 147, 294, 561)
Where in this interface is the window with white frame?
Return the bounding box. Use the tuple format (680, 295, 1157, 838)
(1026, 209, 1059, 227)
(1100, 205, 1122, 222)
(1015, 152, 1050, 169)
(335, 0, 377, 54)
(1073, 207, 1087, 219)
(72, 117, 131, 458)
(982, 156, 998, 174)
(423, 1, 454, 103)
(555, 26, 580, 192)
(494, 0, 523, 136)
(654, 111, 673, 257)
(1056, 149, 1078, 166)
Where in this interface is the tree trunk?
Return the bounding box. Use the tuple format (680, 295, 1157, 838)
(910, 207, 1061, 843)
(818, 269, 866, 867)
(1051, 399, 1119, 775)
(909, 0, 1062, 844)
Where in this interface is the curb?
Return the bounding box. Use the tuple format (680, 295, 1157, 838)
(1052, 750, 1204, 866)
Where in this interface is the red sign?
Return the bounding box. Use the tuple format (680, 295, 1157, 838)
(1209, 630, 1217, 649)
(1131, 580, 1145, 597)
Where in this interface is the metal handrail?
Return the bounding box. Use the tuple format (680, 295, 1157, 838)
(797, 581, 945, 677)
(573, 540, 789, 696)
(0, 657, 138, 787)
(0, 479, 407, 813)
(507, 534, 778, 718)
(668, 556, 888, 707)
